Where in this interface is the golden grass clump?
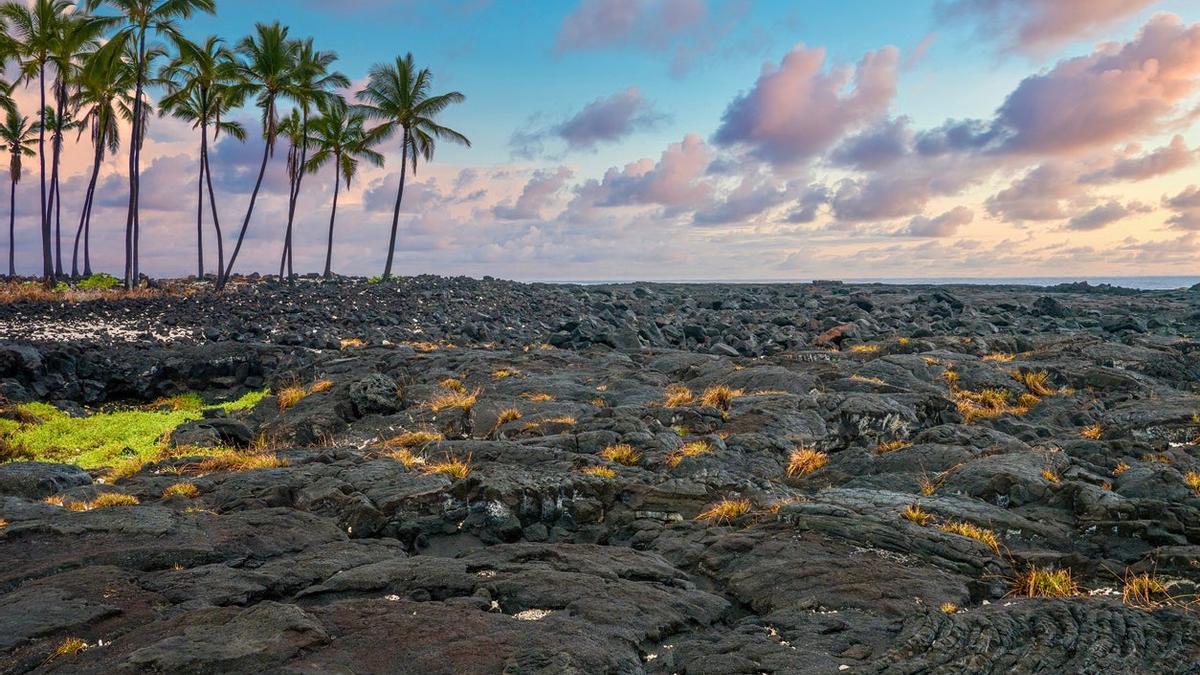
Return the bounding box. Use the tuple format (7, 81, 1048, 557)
(1011, 566, 1077, 598)
(663, 384, 696, 407)
(580, 465, 617, 479)
(1080, 424, 1104, 440)
(385, 447, 426, 468)
(1041, 468, 1061, 484)
(849, 374, 886, 386)
(787, 448, 828, 478)
(918, 472, 944, 496)
(1113, 461, 1130, 477)
(521, 392, 554, 402)
(309, 379, 334, 394)
(600, 443, 641, 466)
(439, 378, 466, 393)
(940, 602, 959, 613)
(0, 518, 7, 528)
(876, 439, 911, 454)
(87, 493, 141, 509)
(982, 352, 1015, 362)
(424, 456, 471, 481)
(491, 368, 520, 380)
(106, 456, 149, 482)
(1123, 572, 1168, 608)
(276, 385, 309, 411)
(1185, 471, 1200, 496)
(953, 387, 1017, 423)
(1143, 453, 1173, 464)
(700, 385, 744, 411)
(48, 637, 87, 660)
(161, 482, 199, 499)
(384, 430, 444, 448)
(428, 387, 481, 412)
(190, 452, 288, 474)
(1012, 370, 1055, 397)
(939, 520, 1000, 554)
(902, 502, 934, 526)
(695, 498, 752, 524)
(544, 415, 577, 425)
(339, 337, 366, 350)
(495, 408, 523, 425)
(591, 397, 607, 408)
(667, 440, 712, 467)
(848, 344, 880, 354)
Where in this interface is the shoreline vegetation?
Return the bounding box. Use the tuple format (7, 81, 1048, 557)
(0, 0, 470, 290)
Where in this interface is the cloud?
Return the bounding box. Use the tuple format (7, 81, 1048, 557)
(936, 0, 1156, 56)
(1164, 185, 1200, 230)
(512, 87, 666, 157)
(1080, 135, 1195, 183)
(493, 167, 573, 220)
(692, 175, 794, 226)
(1064, 200, 1150, 231)
(829, 117, 912, 170)
(904, 206, 974, 237)
(555, 0, 706, 53)
(713, 44, 899, 165)
(986, 162, 1088, 222)
(572, 133, 714, 214)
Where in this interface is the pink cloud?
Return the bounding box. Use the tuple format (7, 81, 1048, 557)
(904, 206, 974, 237)
(1080, 135, 1196, 183)
(572, 133, 714, 214)
(554, 0, 706, 54)
(493, 167, 574, 220)
(937, 0, 1157, 56)
(713, 44, 899, 165)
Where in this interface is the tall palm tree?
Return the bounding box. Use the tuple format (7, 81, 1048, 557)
(220, 22, 298, 289)
(355, 53, 469, 280)
(1, 0, 73, 282)
(46, 11, 103, 277)
(305, 99, 382, 278)
(159, 34, 246, 280)
(36, 103, 82, 277)
(70, 39, 134, 277)
(0, 108, 37, 278)
(85, 0, 216, 288)
(277, 39, 346, 282)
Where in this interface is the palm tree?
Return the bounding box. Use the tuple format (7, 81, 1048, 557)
(0, 108, 37, 277)
(70, 39, 134, 277)
(46, 11, 103, 277)
(159, 35, 246, 280)
(36, 103, 82, 277)
(220, 22, 298, 289)
(305, 99, 382, 278)
(277, 39, 346, 282)
(85, 0, 216, 288)
(355, 53, 469, 280)
(1, 0, 73, 282)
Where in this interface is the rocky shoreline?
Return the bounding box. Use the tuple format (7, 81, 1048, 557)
(1, 277, 1199, 673)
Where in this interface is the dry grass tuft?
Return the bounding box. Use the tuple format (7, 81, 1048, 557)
(491, 368, 520, 380)
(495, 408, 523, 425)
(1112, 461, 1130, 477)
(521, 392, 554, 402)
(544, 415, 577, 426)
(940, 602, 959, 613)
(0, 518, 7, 528)
(876, 439, 912, 454)
(696, 498, 752, 524)
(983, 352, 1015, 362)
(1012, 370, 1055, 397)
(849, 374, 887, 386)
(190, 452, 288, 474)
(1185, 471, 1200, 497)
(309, 379, 334, 394)
(667, 440, 712, 467)
(428, 387, 481, 412)
(1143, 453, 1173, 464)
(600, 443, 641, 466)
(439, 378, 466, 393)
(919, 471, 945, 496)
(87, 492, 141, 509)
(848, 344, 880, 354)
(953, 387, 1021, 423)
(384, 430, 443, 448)
(48, 637, 87, 660)
(339, 337, 366, 350)
(580, 465, 617, 479)
(1041, 468, 1061, 484)
(700, 385, 744, 411)
(663, 384, 696, 407)
(1080, 424, 1104, 440)
(161, 482, 199, 499)
(276, 385, 309, 411)
(384, 448, 425, 469)
(902, 502, 934, 526)
(1123, 572, 1168, 608)
(106, 457, 149, 482)
(1011, 566, 1077, 598)
(424, 456, 471, 481)
(786, 448, 828, 478)
(939, 520, 1000, 554)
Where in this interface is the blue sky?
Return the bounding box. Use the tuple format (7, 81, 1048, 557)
(9, 0, 1200, 280)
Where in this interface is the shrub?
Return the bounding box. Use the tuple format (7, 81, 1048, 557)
(902, 503, 933, 526)
(786, 448, 828, 478)
(696, 498, 752, 524)
(580, 465, 616, 479)
(77, 272, 121, 290)
(600, 443, 641, 466)
(1011, 566, 1077, 598)
(663, 384, 695, 407)
(162, 482, 200, 499)
(939, 520, 1000, 554)
(424, 456, 471, 480)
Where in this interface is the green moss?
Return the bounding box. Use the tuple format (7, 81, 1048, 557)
(1, 389, 270, 469)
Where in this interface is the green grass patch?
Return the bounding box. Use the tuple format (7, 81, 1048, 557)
(77, 273, 121, 291)
(1, 389, 268, 469)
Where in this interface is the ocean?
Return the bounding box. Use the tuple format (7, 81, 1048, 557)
(544, 276, 1200, 290)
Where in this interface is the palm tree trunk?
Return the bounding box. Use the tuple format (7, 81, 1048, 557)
(8, 174, 15, 278)
(125, 30, 147, 288)
(202, 124, 223, 281)
(53, 172, 61, 277)
(221, 138, 272, 289)
(195, 142, 204, 278)
(382, 129, 409, 281)
(277, 145, 297, 279)
(50, 84, 64, 277)
(323, 163, 340, 279)
(38, 65, 50, 283)
(74, 137, 103, 278)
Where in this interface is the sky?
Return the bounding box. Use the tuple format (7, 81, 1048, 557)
(6, 0, 1200, 281)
